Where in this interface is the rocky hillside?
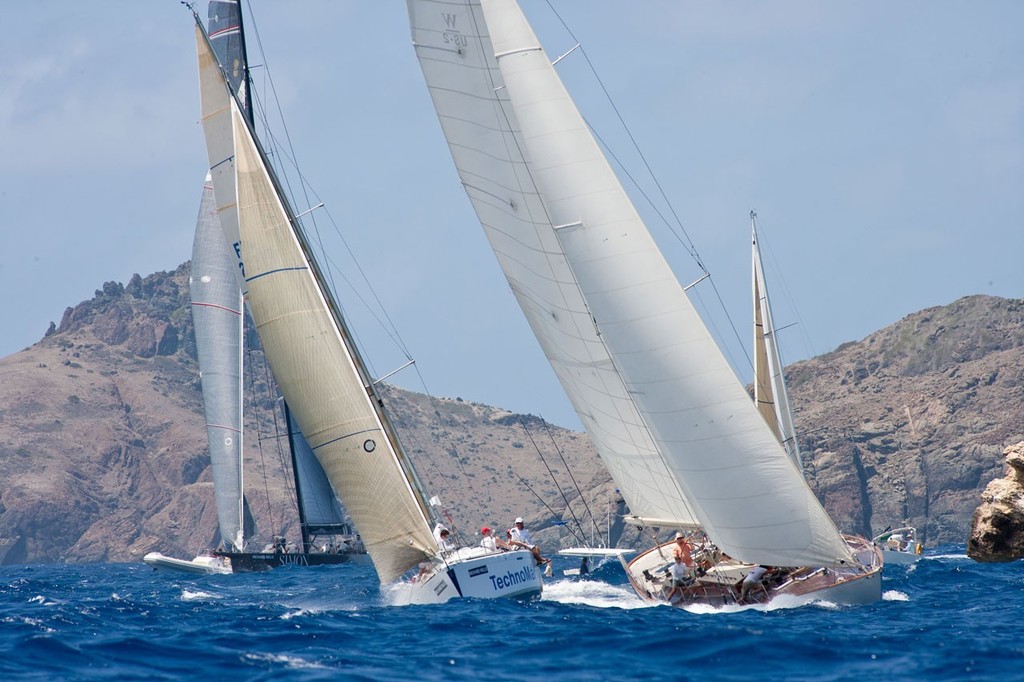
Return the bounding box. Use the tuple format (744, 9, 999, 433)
(0, 264, 1020, 564)
(788, 295, 1024, 545)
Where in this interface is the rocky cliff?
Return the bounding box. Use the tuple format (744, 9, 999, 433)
(967, 441, 1024, 561)
(0, 264, 1020, 564)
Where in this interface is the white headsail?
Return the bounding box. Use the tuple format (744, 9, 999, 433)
(406, 0, 699, 531)
(190, 175, 246, 551)
(410, 0, 855, 567)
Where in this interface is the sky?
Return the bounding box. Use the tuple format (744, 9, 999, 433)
(1, 1, 1021, 431)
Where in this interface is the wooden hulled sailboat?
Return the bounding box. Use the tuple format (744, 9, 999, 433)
(406, 0, 881, 607)
(190, 6, 541, 602)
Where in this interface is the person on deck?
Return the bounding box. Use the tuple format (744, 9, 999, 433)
(509, 517, 549, 566)
(665, 552, 695, 603)
(672, 532, 694, 568)
(479, 526, 509, 552)
(738, 565, 777, 603)
(433, 524, 456, 552)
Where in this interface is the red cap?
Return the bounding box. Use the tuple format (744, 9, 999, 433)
(481, 526, 491, 534)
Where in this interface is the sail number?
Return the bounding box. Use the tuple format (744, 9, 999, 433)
(233, 241, 246, 278)
(441, 12, 467, 49)
(443, 31, 468, 49)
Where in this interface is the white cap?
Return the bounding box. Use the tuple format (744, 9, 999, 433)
(515, 517, 524, 524)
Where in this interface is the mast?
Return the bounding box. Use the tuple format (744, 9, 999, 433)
(203, 1, 362, 555)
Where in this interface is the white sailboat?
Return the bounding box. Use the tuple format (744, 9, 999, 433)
(190, 6, 541, 603)
(406, 0, 881, 607)
(873, 526, 923, 565)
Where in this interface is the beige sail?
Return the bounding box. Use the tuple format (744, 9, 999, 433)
(752, 215, 802, 469)
(228, 101, 437, 583)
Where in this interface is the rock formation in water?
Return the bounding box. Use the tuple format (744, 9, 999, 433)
(967, 441, 1024, 562)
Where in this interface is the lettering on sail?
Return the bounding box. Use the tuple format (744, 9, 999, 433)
(441, 12, 468, 49)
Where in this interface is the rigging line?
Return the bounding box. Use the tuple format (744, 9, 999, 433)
(240, 85, 415, 379)
(241, 5, 414, 371)
(518, 416, 585, 538)
(467, 2, 695, 505)
(542, 0, 706, 274)
(540, 420, 600, 544)
(506, 465, 584, 545)
(240, 3, 369, 371)
(240, 1, 319, 237)
(755, 214, 817, 361)
(375, 384, 477, 523)
(243, 340, 278, 536)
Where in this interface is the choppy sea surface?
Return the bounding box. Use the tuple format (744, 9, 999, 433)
(0, 546, 1019, 681)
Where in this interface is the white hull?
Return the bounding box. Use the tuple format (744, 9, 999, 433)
(143, 552, 232, 575)
(394, 548, 543, 605)
(873, 527, 922, 566)
(880, 548, 922, 565)
(558, 547, 635, 558)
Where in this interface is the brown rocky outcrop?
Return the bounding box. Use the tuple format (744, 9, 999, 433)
(0, 263, 1020, 564)
(967, 442, 1024, 562)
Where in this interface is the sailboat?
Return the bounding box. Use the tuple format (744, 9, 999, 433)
(406, 0, 882, 607)
(557, 490, 634, 577)
(189, 5, 542, 602)
(872, 526, 923, 565)
(148, 2, 364, 575)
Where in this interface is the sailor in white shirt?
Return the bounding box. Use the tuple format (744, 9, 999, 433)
(508, 517, 549, 566)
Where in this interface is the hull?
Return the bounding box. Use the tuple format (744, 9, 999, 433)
(622, 535, 883, 609)
(212, 549, 369, 573)
(143, 552, 232, 575)
(394, 548, 543, 605)
(873, 527, 922, 566)
(879, 548, 922, 565)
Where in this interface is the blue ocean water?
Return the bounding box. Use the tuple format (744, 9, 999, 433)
(0, 547, 1019, 681)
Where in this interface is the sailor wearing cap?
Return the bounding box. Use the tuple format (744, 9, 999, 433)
(509, 517, 549, 566)
(480, 526, 509, 552)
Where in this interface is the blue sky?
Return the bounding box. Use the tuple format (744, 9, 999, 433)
(1, 1, 1020, 431)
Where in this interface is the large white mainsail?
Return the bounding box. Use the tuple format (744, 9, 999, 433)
(410, 0, 854, 568)
(752, 214, 802, 469)
(195, 25, 438, 584)
(406, 0, 698, 530)
(190, 175, 246, 551)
